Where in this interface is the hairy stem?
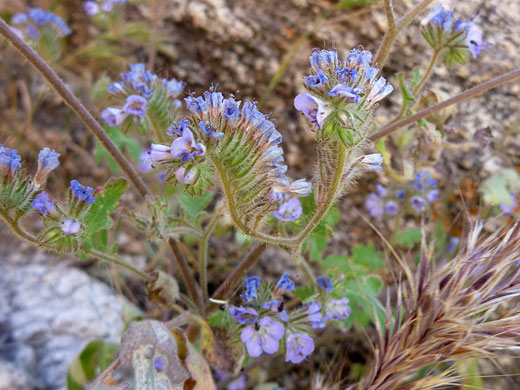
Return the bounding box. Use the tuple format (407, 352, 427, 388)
(0, 18, 149, 198)
(206, 242, 267, 315)
(371, 68, 520, 141)
(0, 209, 38, 245)
(373, 0, 435, 70)
(200, 214, 220, 306)
(383, 0, 396, 30)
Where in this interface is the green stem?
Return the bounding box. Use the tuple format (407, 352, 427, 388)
(0, 18, 149, 199)
(371, 68, 520, 141)
(0, 208, 38, 245)
(373, 0, 435, 70)
(200, 214, 220, 306)
(412, 49, 441, 97)
(88, 249, 154, 282)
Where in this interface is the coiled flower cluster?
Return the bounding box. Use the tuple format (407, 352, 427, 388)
(10, 8, 71, 40)
(229, 274, 350, 364)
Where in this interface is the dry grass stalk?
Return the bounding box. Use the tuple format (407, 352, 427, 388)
(355, 221, 520, 390)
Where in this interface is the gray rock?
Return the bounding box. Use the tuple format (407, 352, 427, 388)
(0, 262, 127, 390)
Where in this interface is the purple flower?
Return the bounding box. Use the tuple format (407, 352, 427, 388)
(384, 201, 399, 215)
(328, 84, 360, 104)
(262, 300, 289, 322)
(31, 192, 56, 215)
(325, 298, 351, 320)
(199, 120, 224, 138)
(275, 273, 295, 293)
(11, 13, 28, 24)
(316, 276, 334, 292)
(273, 198, 302, 222)
(426, 189, 440, 203)
(336, 66, 357, 82)
(107, 82, 125, 95)
(499, 195, 518, 215)
(61, 219, 81, 235)
(464, 22, 488, 58)
(0, 145, 22, 176)
(303, 301, 325, 329)
(70, 180, 96, 205)
(175, 166, 196, 184)
(138, 150, 153, 173)
(148, 144, 172, 163)
(229, 306, 259, 324)
(170, 129, 206, 162)
(240, 317, 285, 357)
(222, 98, 241, 122)
(163, 78, 184, 96)
(185, 96, 208, 115)
(294, 93, 331, 130)
(101, 107, 128, 127)
(346, 48, 372, 67)
(309, 48, 338, 70)
(304, 69, 328, 87)
(154, 356, 166, 372)
(366, 77, 393, 105)
(167, 119, 190, 137)
(285, 332, 315, 364)
(376, 184, 387, 196)
(413, 172, 437, 191)
(360, 154, 383, 170)
(365, 193, 384, 217)
(25, 25, 40, 40)
(242, 276, 260, 303)
(410, 196, 426, 212)
(84, 1, 100, 15)
(34, 148, 60, 186)
(123, 95, 148, 116)
(396, 189, 405, 199)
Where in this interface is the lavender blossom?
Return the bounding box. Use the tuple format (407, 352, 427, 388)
(83, 1, 99, 15)
(410, 196, 426, 212)
(163, 78, 184, 96)
(285, 332, 315, 364)
(229, 306, 259, 324)
(0, 145, 22, 176)
(167, 119, 190, 137)
(154, 356, 166, 372)
(360, 154, 384, 170)
(317, 276, 334, 292)
(242, 276, 260, 303)
(31, 192, 56, 215)
(185, 96, 208, 115)
(304, 69, 328, 87)
(262, 300, 289, 322)
(273, 198, 302, 222)
(34, 148, 60, 186)
(175, 166, 196, 184)
(414, 172, 437, 191)
(303, 301, 325, 329)
(61, 219, 81, 235)
(101, 108, 128, 127)
(328, 84, 361, 104)
(365, 193, 384, 217)
(170, 129, 206, 162)
(325, 298, 351, 321)
(123, 95, 148, 116)
(384, 201, 399, 215)
(426, 189, 441, 203)
(240, 317, 285, 357)
(199, 120, 224, 138)
(70, 180, 96, 205)
(294, 93, 331, 130)
(309, 48, 338, 70)
(275, 273, 295, 294)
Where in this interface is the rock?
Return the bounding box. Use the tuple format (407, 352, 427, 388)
(0, 261, 127, 390)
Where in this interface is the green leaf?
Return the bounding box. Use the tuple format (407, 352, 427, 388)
(83, 179, 128, 237)
(396, 72, 416, 109)
(294, 285, 316, 301)
(395, 228, 422, 248)
(179, 188, 213, 219)
(459, 358, 483, 390)
(341, 275, 385, 329)
(351, 244, 385, 270)
(338, 0, 379, 8)
(67, 340, 119, 389)
(95, 126, 142, 173)
(309, 234, 327, 261)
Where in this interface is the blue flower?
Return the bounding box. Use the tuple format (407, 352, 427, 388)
(107, 82, 125, 95)
(167, 119, 190, 137)
(303, 301, 325, 329)
(229, 306, 259, 324)
(262, 300, 289, 322)
(11, 14, 28, 24)
(31, 192, 56, 215)
(376, 184, 387, 196)
(328, 84, 361, 104)
(384, 201, 399, 215)
(101, 107, 128, 126)
(163, 78, 184, 96)
(175, 166, 196, 184)
(304, 69, 328, 87)
(123, 95, 148, 116)
(242, 276, 260, 303)
(396, 189, 405, 199)
(275, 273, 295, 293)
(170, 128, 206, 162)
(365, 193, 384, 217)
(426, 189, 440, 203)
(413, 172, 437, 191)
(120, 64, 156, 98)
(410, 196, 426, 212)
(84, 1, 99, 15)
(366, 77, 393, 105)
(316, 277, 334, 292)
(273, 198, 302, 222)
(335, 67, 358, 82)
(199, 120, 224, 138)
(0, 145, 22, 176)
(240, 317, 285, 357)
(34, 148, 60, 186)
(285, 332, 314, 364)
(325, 298, 351, 320)
(222, 97, 241, 122)
(464, 22, 488, 58)
(70, 179, 96, 204)
(309, 48, 338, 70)
(27, 8, 71, 36)
(61, 219, 81, 235)
(185, 96, 208, 115)
(154, 356, 166, 372)
(25, 26, 40, 40)
(294, 93, 332, 130)
(346, 48, 372, 67)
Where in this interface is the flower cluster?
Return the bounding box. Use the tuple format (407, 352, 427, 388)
(102, 64, 184, 128)
(421, 6, 488, 65)
(10, 8, 71, 40)
(365, 171, 440, 217)
(0, 145, 22, 177)
(84, 0, 126, 16)
(294, 47, 393, 130)
(229, 274, 350, 364)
